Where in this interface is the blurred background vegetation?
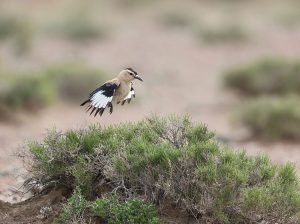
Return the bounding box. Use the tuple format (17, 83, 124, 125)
(0, 64, 107, 119)
(1, 0, 300, 210)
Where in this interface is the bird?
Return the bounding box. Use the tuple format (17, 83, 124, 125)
(80, 68, 143, 116)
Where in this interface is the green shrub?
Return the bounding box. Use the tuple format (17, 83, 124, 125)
(0, 13, 34, 54)
(55, 186, 88, 224)
(115, 0, 157, 8)
(0, 74, 56, 116)
(48, 15, 106, 42)
(44, 63, 106, 101)
(91, 195, 158, 224)
(276, 6, 300, 28)
(22, 115, 300, 223)
(0, 14, 18, 39)
(235, 96, 300, 139)
(197, 24, 249, 44)
(55, 188, 158, 224)
(158, 12, 192, 29)
(224, 58, 300, 95)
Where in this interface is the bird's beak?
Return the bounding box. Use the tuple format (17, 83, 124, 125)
(135, 75, 143, 82)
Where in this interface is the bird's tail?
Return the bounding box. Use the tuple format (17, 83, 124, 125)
(80, 99, 90, 106)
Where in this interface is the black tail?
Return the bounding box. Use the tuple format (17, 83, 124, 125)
(80, 99, 90, 106)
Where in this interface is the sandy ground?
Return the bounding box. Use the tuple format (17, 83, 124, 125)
(1, 0, 300, 203)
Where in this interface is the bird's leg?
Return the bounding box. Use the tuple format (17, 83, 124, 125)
(108, 102, 113, 114)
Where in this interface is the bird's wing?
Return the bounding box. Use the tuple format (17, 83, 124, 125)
(81, 82, 119, 116)
(120, 84, 135, 105)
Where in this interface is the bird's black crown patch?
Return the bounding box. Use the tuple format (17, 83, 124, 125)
(126, 68, 137, 75)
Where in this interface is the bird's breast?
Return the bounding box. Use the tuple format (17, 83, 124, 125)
(112, 83, 130, 103)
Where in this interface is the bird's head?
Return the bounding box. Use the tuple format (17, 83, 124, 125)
(118, 68, 143, 82)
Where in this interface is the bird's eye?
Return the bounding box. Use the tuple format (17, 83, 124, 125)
(126, 68, 137, 76)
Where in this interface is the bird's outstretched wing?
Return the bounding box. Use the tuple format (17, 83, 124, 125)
(119, 85, 135, 105)
(81, 82, 119, 116)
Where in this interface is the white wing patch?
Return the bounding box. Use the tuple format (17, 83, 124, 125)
(91, 91, 113, 108)
(81, 82, 118, 116)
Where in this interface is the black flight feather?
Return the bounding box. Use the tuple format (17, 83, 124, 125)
(80, 99, 90, 106)
(90, 107, 96, 116)
(99, 108, 105, 116)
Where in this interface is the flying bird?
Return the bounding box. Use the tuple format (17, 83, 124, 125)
(81, 68, 143, 116)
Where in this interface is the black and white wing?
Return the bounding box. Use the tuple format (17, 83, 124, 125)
(81, 82, 119, 116)
(120, 85, 135, 105)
